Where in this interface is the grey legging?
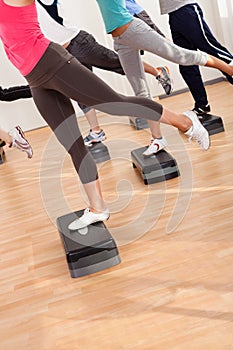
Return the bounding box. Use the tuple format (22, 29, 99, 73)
(27, 43, 163, 184)
(113, 18, 208, 99)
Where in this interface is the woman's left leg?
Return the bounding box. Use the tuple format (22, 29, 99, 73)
(31, 86, 108, 216)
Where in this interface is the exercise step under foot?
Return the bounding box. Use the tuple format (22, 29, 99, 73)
(131, 147, 180, 185)
(57, 209, 121, 278)
(199, 113, 224, 135)
(88, 142, 110, 163)
(129, 117, 149, 130)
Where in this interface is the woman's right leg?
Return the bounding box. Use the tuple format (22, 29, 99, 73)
(46, 58, 164, 122)
(44, 57, 209, 150)
(205, 56, 233, 75)
(114, 18, 233, 77)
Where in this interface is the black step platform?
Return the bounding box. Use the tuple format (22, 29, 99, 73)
(0, 140, 6, 164)
(129, 117, 149, 130)
(199, 114, 224, 135)
(131, 147, 180, 185)
(57, 210, 121, 278)
(89, 142, 110, 163)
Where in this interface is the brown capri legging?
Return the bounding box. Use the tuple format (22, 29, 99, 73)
(25, 43, 163, 184)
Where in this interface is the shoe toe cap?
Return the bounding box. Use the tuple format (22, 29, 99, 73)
(68, 219, 86, 230)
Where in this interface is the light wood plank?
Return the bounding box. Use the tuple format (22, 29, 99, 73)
(0, 81, 232, 350)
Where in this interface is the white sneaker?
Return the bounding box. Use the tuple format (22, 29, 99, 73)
(143, 136, 168, 156)
(183, 110, 210, 151)
(68, 207, 110, 230)
(9, 126, 33, 158)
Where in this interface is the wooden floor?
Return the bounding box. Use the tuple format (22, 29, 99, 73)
(0, 81, 233, 349)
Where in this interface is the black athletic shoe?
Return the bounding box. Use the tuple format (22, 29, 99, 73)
(192, 104, 211, 116)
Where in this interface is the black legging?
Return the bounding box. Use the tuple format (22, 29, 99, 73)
(66, 30, 125, 112)
(28, 44, 163, 184)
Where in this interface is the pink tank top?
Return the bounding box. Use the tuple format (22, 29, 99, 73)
(0, 0, 50, 76)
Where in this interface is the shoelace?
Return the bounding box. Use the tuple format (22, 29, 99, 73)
(193, 134, 203, 146)
(85, 134, 94, 142)
(149, 138, 154, 145)
(82, 208, 109, 221)
(188, 132, 203, 146)
(87, 130, 104, 139)
(76, 208, 91, 224)
(83, 208, 90, 215)
(13, 139, 30, 149)
(158, 75, 169, 88)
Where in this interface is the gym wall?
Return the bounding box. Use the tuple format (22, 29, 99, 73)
(0, 0, 227, 132)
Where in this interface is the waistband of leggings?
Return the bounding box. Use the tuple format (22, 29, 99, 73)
(24, 42, 74, 88)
